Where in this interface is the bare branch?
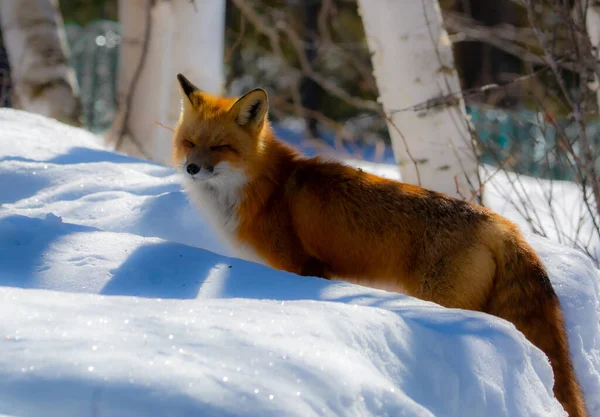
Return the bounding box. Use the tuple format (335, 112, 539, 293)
(231, 0, 381, 113)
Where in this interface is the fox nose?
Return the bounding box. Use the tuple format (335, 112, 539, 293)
(186, 163, 200, 175)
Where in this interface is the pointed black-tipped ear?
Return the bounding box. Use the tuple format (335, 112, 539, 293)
(177, 73, 199, 99)
(177, 73, 201, 114)
(229, 88, 268, 128)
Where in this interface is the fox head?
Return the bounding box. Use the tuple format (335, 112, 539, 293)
(173, 73, 270, 184)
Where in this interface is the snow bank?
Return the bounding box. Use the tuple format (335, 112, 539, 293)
(0, 109, 599, 416)
(0, 285, 562, 417)
(483, 167, 600, 260)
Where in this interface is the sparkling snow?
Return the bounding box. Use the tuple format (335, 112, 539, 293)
(0, 109, 599, 416)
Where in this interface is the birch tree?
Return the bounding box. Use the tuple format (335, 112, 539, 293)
(357, 0, 480, 200)
(586, 0, 600, 106)
(108, 0, 225, 165)
(0, 0, 81, 125)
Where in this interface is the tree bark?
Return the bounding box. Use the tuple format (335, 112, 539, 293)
(586, 0, 600, 107)
(108, 0, 225, 165)
(357, 0, 480, 200)
(0, 0, 81, 125)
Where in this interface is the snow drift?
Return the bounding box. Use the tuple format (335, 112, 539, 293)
(0, 109, 599, 416)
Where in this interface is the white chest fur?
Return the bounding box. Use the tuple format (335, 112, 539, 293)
(183, 169, 265, 265)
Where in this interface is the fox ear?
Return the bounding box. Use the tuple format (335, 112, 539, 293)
(229, 89, 268, 129)
(177, 73, 201, 113)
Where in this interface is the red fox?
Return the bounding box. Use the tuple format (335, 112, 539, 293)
(173, 73, 586, 417)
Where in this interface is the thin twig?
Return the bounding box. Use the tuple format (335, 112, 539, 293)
(232, 0, 381, 113)
(154, 120, 175, 133)
(225, 15, 245, 64)
(381, 112, 422, 186)
(468, 156, 514, 203)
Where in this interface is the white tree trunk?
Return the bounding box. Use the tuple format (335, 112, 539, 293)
(0, 0, 81, 125)
(357, 0, 480, 200)
(109, 0, 225, 165)
(586, 0, 600, 107)
(108, 0, 174, 161)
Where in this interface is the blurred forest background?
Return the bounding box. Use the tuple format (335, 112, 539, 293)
(1, 0, 600, 263)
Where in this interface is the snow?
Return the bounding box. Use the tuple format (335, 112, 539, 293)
(483, 167, 600, 261)
(0, 108, 599, 416)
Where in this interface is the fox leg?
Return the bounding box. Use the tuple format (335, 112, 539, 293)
(299, 257, 332, 279)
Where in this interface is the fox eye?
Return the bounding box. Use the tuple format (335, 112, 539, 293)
(182, 139, 195, 149)
(209, 144, 233, 152)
